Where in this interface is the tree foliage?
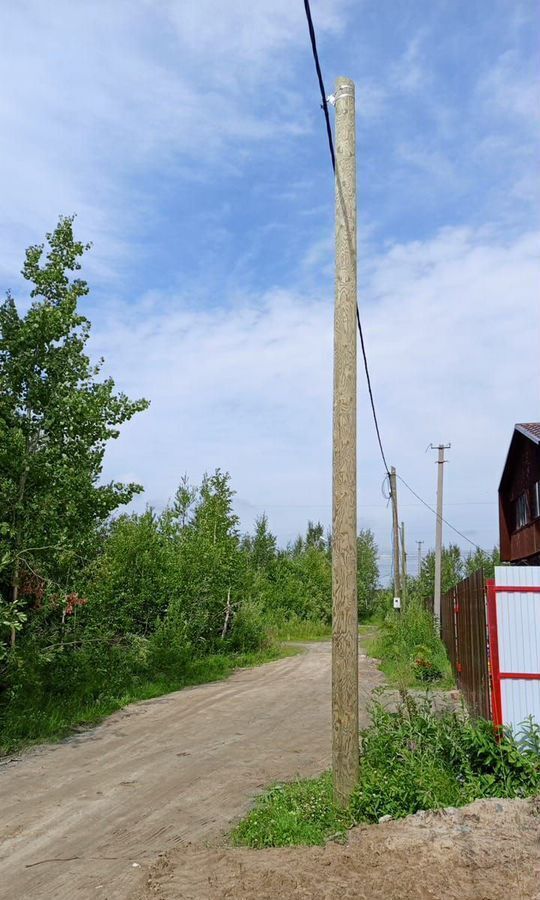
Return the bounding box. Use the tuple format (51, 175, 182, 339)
(416, 544, 500, 609)
(357, 529, 379, 620)
(0, 217, 148, 643)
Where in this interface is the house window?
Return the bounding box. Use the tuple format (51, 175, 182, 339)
(533, 481, 540, 520)
(515, 493, 529, 530)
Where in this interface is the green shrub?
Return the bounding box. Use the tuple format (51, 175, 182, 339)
(146, 604, 191, 678)
(369, 598, 453, 688)
(227, 600, 268, 653)
(352, 697, 540, 822)
(84, 511, 182, 635)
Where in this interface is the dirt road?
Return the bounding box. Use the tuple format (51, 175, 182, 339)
(0, 642, 383, 899)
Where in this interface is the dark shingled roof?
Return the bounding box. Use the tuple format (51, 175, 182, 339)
(515, 423, 540, 445)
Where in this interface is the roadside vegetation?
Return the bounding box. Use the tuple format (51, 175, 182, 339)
(232, 696, 540, 848)
(0, 219, 380, 754)
(233, 549, 519, 851)
(366, 598, 454, 689)
(365, 542, 499, 691)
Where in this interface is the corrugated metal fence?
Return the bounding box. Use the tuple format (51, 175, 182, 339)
(441, 570, 491, 719)
(488, 566, 540, 735)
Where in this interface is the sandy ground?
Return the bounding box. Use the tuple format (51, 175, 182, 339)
(0, 643, 382, 899)
(142, 798, 540, 900)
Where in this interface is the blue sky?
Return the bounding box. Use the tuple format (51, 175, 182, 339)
(1, 0, 539, 579)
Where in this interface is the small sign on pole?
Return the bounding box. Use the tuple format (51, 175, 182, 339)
(393, 597, 401, 610)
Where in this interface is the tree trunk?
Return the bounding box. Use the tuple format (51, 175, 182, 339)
(10, 462, 29, 649)
(10, 557, 19, 648)
(221, 588, 232, 639)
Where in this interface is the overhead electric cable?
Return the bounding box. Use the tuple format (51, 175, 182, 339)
(397, 474, 484, 552)
(303, 0, 335, 171)
(303, 0, 390, 478)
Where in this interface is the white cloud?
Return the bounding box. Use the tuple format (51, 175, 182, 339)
(477, 50, 540, 130)
(91, 224, 540, 564)
(389, 29, 430, 95)
(0, 0, 348, 281)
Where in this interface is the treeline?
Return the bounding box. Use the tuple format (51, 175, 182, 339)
(0, 472, 379, 748)
(405, 543, 500, 610)
(0, 467, 380, 737)
(0, 219, 379, 750)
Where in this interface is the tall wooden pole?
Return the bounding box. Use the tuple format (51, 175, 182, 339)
(417, 540, 423, 577)
(390, 467, 401, 604)
(332, 75, 358, 807)
(430, 443, 450, 627)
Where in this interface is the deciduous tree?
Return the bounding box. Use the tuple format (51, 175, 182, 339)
(0, 217, 148, 644)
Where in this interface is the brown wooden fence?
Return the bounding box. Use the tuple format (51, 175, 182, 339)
(441, 569, 492, 720)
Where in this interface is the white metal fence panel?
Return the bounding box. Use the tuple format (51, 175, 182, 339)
(501, 680, 540, 734)
(495, 566, 540, 589)
(493, 566, 540, 736)
(497, 593, 540, 673)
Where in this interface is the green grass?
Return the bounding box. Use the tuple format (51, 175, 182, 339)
(0, 644, 297, 756)
(232, 771, 351, 847)
(272, 621, 378, 643)
(232, 696, 540, 848)
(271, 617, 332, 642)
(365, 601, 454, 690)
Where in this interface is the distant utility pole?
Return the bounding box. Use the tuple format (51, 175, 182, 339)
(430, 443, 451, 627)
(400, 521, 407, 605)
(332, 76, 358, 807)
(389, 467, 401, 604)
(417, 540, 424, 577)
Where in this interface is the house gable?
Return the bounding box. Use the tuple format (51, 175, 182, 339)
(499, 424, 540, 564)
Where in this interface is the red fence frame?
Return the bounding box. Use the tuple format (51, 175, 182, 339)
(486, 579, 540, 729)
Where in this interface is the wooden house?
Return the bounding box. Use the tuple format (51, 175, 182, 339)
(499, 423, 540, 564)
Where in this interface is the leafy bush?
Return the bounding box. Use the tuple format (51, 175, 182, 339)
(352, 697, 540, 822)
(270, 549, 332, 624)
(146, 603, 191, 678)
(369, 598, 453, 688)
(84, 511, 182, 635)
(413, 646, 443, 682)
(226, 600, 269, 653)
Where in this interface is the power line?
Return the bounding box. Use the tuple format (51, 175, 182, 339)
(356, 307, 390, 474)
(397, 473, 485, 552)
(302, 0, 335, 171)
(302, 0, 390, 478)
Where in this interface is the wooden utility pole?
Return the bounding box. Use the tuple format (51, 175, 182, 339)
(400, 521, 407, 605)
(417, 540, 423, 577)
(390, 467, 401, 604)
(332, 75, 358, 807)
(430, 443, 451, 627)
